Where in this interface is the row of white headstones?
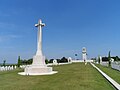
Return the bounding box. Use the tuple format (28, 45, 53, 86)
(0, 66, 17, 71)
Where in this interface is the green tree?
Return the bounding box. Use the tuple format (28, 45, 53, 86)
(57, 59, 60, 64)
(45, 59, 49, 64)
(116, 56, 119, 61)
(27, 58, 33, 64)
(17, 56, 21, 67)
(108, 51, 111, 67)
(98, 55, 100, 64)
(49, 59, 54, 63)
(3, 60, 6, 66)
(60, 57, 68, 63)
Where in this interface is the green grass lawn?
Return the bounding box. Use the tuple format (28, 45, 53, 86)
(0, 63, 115, 90)
(96, 64, 120, 84)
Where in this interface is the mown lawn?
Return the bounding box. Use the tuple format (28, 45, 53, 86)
(96, 64, 120, 84)
(0, 63, 115, 90)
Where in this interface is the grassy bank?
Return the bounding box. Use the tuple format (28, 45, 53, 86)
(96, 64, 120, 84)
(0, 63, 115, 90)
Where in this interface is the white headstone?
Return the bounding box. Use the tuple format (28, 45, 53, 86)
(1, 66, 3, 71)
(68, 57, 72, 64)
(11, 66, 14, 70)
(111, 58, 114, 62)
(53, 59, 58, 65)
(2, 66, 5, 71)
(5, 66, 7, 71)
(8, 66, 10, 70)
(14, 66, 17, 69)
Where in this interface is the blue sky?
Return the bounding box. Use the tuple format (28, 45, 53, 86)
(0, 0, 120, 63)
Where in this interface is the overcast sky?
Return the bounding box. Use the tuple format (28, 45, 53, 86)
(0, 0, 120, 63)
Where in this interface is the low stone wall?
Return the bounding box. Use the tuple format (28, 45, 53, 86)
(72, 60, 93, 63)
(47, 63, 70, 66)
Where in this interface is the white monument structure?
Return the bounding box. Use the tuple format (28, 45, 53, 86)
(18, 19, 57, 75)
(82, 47, 87, 62)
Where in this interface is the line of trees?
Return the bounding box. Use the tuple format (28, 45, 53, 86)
(17, 56, 68, 67)
(17, 57, 33, 67)
(102, 56, 120, 61)
(92, 51, 120, 62)
(92, 56, 120, 62)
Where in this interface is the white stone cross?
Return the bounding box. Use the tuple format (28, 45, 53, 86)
(18, 19, 58, 75)
(35, 19, 45, 56)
